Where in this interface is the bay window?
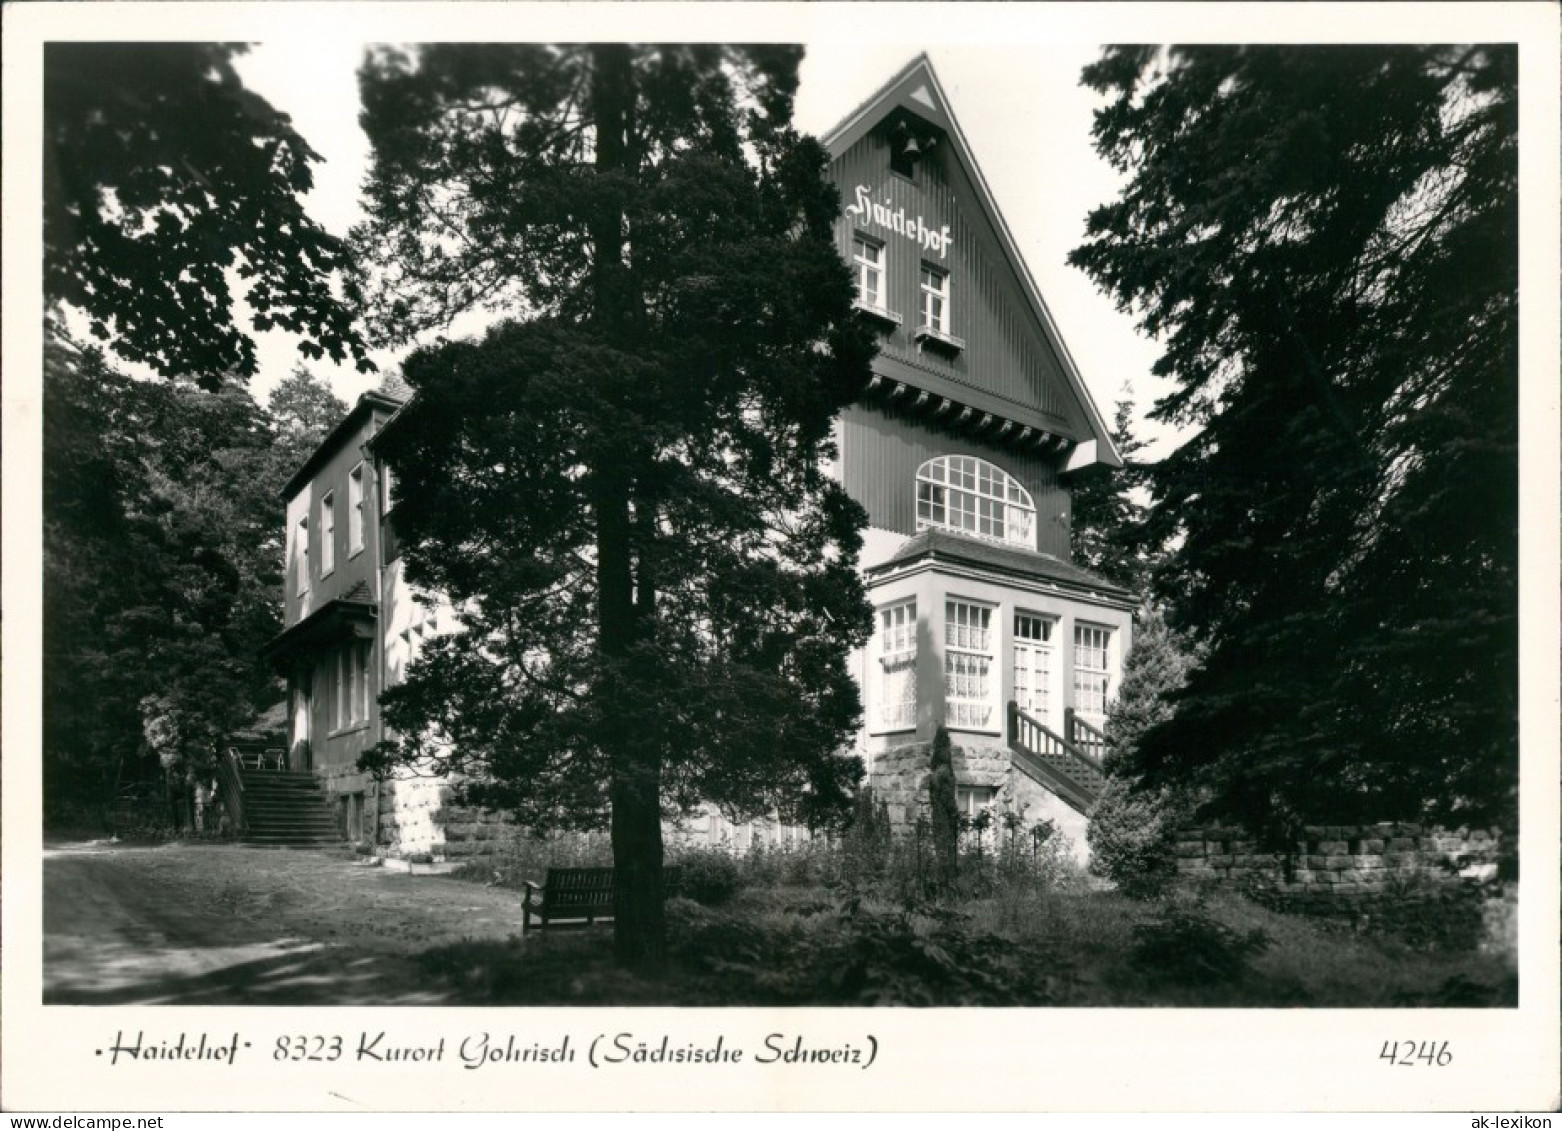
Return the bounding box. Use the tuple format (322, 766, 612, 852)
(1073, 623, 1113, 728)
(877, 600, 917, 730)
(945, 598, 995, 730)
(1013, 612, 1055, 725)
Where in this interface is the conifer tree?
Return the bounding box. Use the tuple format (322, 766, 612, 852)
(1070, 46, 1517, 842)
(928, 726, 960, 889)
(352, 45, 877, 970)
(1069, 392, 1154, 595)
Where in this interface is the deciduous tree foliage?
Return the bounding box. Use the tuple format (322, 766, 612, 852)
(44, 338, 346, 823)
(353, 45, 877, 970)
(43, 43, 373, 384)
(1070, 46, 1517, 842)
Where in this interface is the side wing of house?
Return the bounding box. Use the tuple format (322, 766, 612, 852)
(825, 57, 1135, 846)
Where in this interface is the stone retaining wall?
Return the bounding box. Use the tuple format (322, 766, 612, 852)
(1174, 822, 1504, 948)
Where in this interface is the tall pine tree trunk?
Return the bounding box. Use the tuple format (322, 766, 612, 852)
(590, 45, 667, 974)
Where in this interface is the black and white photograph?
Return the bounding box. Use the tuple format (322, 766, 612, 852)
(4, 0, 1558, 1115)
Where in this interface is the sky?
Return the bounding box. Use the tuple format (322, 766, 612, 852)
(230, 36, 1174, 456)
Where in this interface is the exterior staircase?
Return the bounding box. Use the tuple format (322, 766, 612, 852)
(1006, 701, 1108, 814)
(225, 756, 344, 847)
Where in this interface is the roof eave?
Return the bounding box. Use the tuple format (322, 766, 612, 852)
(279, 391, 404, 501)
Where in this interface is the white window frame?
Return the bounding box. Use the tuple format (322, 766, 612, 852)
(852, 235, 886, 312)
(916, 455, 1036, 549)
(944, 598, 997, 732)
(919, 264, 950, 334)
(1073, 622, 1114, 727)
(332, 639, 373, 732)
(320, 491, 336, 577)
(381, 462, 395, 513)
(348, 463, 365, 557)
(956, 785, 997, 818)
(1013, 611, 1057, 726)
(876, 599, 917, 732)
(295, 513, 310, 595)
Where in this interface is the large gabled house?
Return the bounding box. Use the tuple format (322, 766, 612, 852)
(261, 55, 1134, 859)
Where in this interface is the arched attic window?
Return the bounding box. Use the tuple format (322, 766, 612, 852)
(915, 455, 1035, 548)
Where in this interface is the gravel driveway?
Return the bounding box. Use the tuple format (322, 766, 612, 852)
(44, 841, 528, 1005)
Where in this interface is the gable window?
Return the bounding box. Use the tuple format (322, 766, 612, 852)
(852, 236, 886, 311)
(348, 464, 365, 556)
(877, 600, 917, 731)
(945, 599, 995, 730)
(916, 455, 1035, 549)
(1074, 624, 1113, 728)
(919, 265, 949, 334)
(320, 492, 336, 576)
(295, 514, 310, 594)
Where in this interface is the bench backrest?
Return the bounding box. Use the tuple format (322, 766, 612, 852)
(541, 866, 684, 912)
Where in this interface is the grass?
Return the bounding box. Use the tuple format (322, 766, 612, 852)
(424, 829, 1517, 1008)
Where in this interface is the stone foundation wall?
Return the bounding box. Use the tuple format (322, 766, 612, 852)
(869, 738, 1090, 863)
(1174, 823, 1504, 947)
(369, 775, 519, 860)
(870, 741, 937, 827)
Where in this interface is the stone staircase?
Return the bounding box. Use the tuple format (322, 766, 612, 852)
(237, 767, 344, 848)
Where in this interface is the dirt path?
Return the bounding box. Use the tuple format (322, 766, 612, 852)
(44, 842, 528, 1005)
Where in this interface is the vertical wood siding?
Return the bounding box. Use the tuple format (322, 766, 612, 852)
(833, 130, 1086, 437)
(841, 404, 1073, 558)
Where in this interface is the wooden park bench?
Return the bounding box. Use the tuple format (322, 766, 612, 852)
(521, 866, 683, 934)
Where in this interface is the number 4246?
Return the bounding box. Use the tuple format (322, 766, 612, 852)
(1381, 1040, 1452, 1067)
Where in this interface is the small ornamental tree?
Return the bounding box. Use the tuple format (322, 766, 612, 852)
(353, 45, 878, 972)
(1088, 609, 1202, 897)
(927, 726, 960, 888)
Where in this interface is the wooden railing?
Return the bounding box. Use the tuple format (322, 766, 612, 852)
(216, 748, 247, 836)
(1007, 701, 1107, 810)
(1066, 708, 1110, 767)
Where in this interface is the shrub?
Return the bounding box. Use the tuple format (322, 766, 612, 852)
(1128, 900, 1270, 986)
(671, 893, 1072, 1006)
(672, 845, 742, 906)
(449, 830, 613, 889)
(1087, 776, 1185, 898)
